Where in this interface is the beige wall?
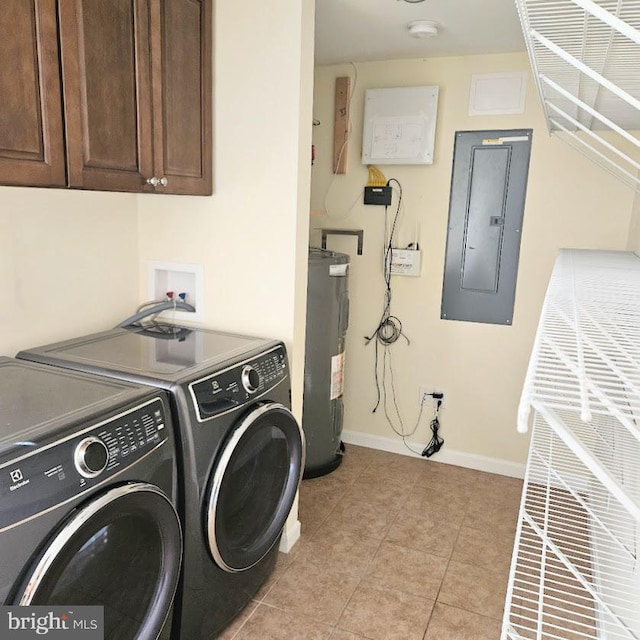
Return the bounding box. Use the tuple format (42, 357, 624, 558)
(311, 53, 636, 469)
(0, 187, 139, 356)
(626, 189, 640, 253)
(137, 0, 315, 418)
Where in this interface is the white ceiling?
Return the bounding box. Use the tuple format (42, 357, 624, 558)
(314, 0, 527, 65)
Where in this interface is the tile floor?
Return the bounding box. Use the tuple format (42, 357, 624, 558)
(219, 445, 523, 640)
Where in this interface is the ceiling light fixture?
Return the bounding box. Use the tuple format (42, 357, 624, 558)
(399, 0, 426, 3)
(408, 20, 439, 39)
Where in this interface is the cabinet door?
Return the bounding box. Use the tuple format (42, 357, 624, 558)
(0, 0, 66, 187)
(58, 0, 154, 192)
(150, 0, 212, 195)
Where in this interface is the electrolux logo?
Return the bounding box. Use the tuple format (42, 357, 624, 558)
(0, 607, 103, 639)
(8, 469, 30, 493)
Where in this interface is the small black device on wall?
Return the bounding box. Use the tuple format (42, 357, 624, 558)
(364, 185, 392, 206)
(441, 129, 533, 325)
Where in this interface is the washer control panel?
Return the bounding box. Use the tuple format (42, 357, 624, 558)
(190, 345, 287, 421)
(0, 397, 168, 531)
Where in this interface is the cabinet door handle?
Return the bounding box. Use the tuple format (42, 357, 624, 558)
(145, 176, 168, 188)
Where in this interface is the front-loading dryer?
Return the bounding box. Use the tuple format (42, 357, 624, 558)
(0, 357, 182, 640)
(18, 323, 305, 639)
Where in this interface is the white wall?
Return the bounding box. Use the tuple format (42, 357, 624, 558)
(311, 53, 636, 471)
(0, 187, 139, 356)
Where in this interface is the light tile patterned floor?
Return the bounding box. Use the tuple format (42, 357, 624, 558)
(219, 445, 523, 640)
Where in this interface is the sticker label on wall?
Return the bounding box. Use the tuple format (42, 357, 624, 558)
(330, 352, 345, 400)
(482, 135, 529, 145)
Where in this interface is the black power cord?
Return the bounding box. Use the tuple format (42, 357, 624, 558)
(365, 178, 427, 457)
(365, 178, 410, 414)
(363, 178, 445, 459)
(422, 398, 444, 457)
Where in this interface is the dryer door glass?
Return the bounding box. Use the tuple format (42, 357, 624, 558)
(13, 483, 182, 640)
(207, 403, 304, 572)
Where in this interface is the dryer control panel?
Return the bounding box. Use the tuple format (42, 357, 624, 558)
(189, 345, 287, 422)
(0, 397, 168, 532)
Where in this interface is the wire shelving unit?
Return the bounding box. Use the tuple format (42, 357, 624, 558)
(515, 0, 640, 192)
(502, 249, 640, 639)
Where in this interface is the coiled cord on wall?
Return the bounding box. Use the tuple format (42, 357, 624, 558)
(364, 178, 407, 346)
(365, 178, 422, 454)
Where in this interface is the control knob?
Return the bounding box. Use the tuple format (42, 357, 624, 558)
(74, 437, 109, 478)
(241, 365, 261, 394)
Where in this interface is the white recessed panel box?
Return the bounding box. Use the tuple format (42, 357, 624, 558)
(362, 86, 439, 165)
(148, 260, 204, 323)
(469, 72, 528, 116)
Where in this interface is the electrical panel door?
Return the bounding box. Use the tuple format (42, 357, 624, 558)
(441, 129, 532, 325)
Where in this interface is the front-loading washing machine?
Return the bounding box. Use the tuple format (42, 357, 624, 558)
(18, 322, 305, 639)
(0, 357, 182, 640)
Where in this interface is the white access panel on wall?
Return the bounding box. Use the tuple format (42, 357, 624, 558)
(362, 86, 439, 165)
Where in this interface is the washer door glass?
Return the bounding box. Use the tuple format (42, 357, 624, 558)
(207, 402, 304, 572)
(14, 483, 182, 640)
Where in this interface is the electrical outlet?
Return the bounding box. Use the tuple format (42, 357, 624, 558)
(418, 386, 445, 409)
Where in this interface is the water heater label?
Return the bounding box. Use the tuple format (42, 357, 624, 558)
(329, 263, 349, 277)
(330, 352, 345, 400)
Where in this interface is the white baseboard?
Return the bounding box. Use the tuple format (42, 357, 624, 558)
(278, 518, 301, 553)
(342, 429, 525, 479)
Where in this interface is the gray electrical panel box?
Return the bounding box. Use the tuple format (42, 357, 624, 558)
(441, 129, 532, 325)
(302, 248, 350, 478)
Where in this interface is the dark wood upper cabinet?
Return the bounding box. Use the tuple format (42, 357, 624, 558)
(59, 0, 155, 192)
(0, 0, 66, 187)
(0, 0, 212, 195)
(151, 0, 212, 195)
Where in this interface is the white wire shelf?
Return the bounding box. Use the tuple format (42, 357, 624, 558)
(503, 249, 640, 640)
(515, 0, 640, 191)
